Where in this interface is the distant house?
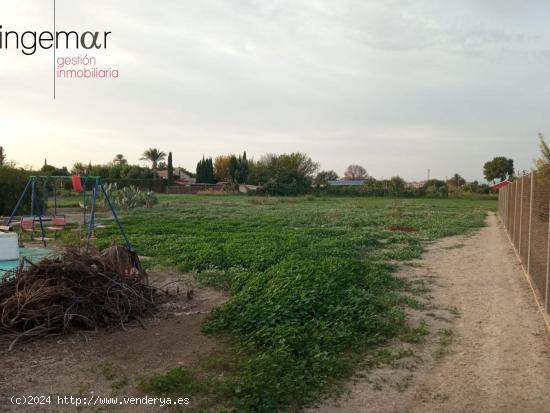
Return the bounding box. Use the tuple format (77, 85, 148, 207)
(156, 168, 196, 185)
(406, 180, 428, 189)
(239, 184, 259, 193)
(328, 180, 365, 186)
(491, 180, 512, 190)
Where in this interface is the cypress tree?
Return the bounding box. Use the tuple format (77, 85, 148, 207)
(196, 157, 203, 183)
(167, 152, 174, 186)
(229, 155, 238, 184)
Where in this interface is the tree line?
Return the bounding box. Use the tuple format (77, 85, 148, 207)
(2, 132, 550, 201)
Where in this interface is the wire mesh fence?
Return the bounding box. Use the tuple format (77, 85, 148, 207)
(499, 170, 550, 312)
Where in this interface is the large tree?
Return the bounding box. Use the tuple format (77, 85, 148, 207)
(343, 164, 367, 180)
(314, 170, 339, 187)
(247, 152, 319, 194)
(71, 162, 88, 175)
(214, 155, 232, 182)
(196, 156, 215, 183)
(447, 173, 466, 188)
(140, 148, 166, 170)
(228, 151, 249, 184)
(483, 157, 514, 183)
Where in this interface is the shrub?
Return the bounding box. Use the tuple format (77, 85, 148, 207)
(99, 183, 158, 210)
(0, 167, 36, 216)
(421, 179, 448, 198)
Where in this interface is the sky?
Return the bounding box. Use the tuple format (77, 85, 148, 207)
(1, 0, 549, 181)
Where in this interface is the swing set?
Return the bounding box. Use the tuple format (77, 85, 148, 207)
(7, 175, 133, 253)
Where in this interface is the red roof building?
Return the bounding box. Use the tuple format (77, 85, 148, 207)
(491, 180, 512, 190)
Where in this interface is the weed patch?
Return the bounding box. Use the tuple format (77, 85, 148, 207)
(96, 196, 493, 412)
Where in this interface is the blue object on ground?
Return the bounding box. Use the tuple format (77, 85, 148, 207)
(0, 246, 54, 279)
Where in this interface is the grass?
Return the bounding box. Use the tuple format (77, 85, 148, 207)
(94, 361, 130, 392)
(401, 319, 430, 344)
(94, 195, 495, 412)
(434, 328, 455, 359)
(46, 192, 82, 207)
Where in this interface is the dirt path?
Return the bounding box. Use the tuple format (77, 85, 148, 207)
(311, 212, 550, 413)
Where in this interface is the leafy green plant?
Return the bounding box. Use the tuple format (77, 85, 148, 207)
(99, 183, 158, 210)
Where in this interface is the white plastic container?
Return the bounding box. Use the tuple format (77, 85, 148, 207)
(0, 233, 19, 261)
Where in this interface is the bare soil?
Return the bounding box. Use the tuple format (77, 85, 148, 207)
(0, 272, 228, 413)
(310, 212, 550, 413)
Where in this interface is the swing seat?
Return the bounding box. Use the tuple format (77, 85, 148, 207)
(20, 217, 36, 240)
(48, 215, 66, 229)
(0, 219, 11, 232)
(20, 217, 35, 232)
(47, 215, 66, 238)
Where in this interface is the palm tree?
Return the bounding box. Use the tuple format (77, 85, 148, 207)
(113, 154, 127, 165)
(140, 148, 166, 170)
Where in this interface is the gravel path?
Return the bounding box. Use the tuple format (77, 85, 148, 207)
(311, 212, 550, 413)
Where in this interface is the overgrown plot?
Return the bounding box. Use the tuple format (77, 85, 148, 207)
(97, 196, 494, 412)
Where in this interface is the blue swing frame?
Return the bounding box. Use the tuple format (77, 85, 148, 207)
(7, 176, 134, 253)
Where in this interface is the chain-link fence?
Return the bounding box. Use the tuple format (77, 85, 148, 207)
(499, 170, 550, 312)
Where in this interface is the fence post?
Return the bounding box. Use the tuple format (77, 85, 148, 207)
(512, 180, 517, 242)
(527, 173, 535, 273)
(498, 189, 503, 221)
(497, 189, 502, 219)
(519, 177, 524, 256)
(507, 185, 511, 230)
(502, 186, 508, 229)
(546, 200, 550, 312)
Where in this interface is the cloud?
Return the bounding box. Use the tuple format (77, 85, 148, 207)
(1, 0, 547, 180)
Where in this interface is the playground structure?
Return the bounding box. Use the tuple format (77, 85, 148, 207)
(5, 175, 134, 252)
(0, 177, 152, 348)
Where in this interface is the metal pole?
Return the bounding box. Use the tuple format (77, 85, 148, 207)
(527, 173, 535, 273)
(7, 178, 33, 225)
(99, 182, 133, 250)
(31, 179, 35, 218)
(519, 177, 524, 256)
(29, 179, 37, 241)
(546, 200, 550, 312)
(86, 181, 98, 252)
(54, 181, 58, 216)
(82, 177, 88, 239)
(37, 213, 47, 247)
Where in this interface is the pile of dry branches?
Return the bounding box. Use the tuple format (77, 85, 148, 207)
(0, 248, 157, 350)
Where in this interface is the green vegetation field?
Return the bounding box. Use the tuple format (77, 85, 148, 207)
(96, 195, 496, 412)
